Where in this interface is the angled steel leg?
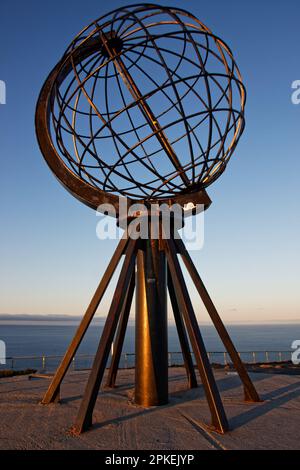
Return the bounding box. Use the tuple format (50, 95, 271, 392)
(174, 236, 260, 403)
(106, 271, 135, 388)
(73, 238, 138, 434)
(42, 234, 129, 404)
(165, 237, 229, 433)
(168, 268, 197, 389)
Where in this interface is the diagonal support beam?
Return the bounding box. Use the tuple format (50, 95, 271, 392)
(174, 236, 260, 403)
(106, 270, 135, 388)
(73, 238, 138, 434)
(42, 233, 129, 404)
(168, 268, 197, 389)
(165, 236, 229, 433)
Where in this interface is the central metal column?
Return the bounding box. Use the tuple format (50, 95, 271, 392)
(135, 238, 168, 406)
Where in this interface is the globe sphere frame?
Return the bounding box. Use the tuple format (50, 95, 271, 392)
(36, 3, 246, 215)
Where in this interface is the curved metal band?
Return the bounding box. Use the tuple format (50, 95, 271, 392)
(35, 44, 212, 216)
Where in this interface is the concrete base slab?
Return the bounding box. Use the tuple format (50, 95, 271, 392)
(0, 367, 299, 450)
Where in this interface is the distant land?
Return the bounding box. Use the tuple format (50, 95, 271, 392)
(0, 314, 107, 325)
(0, 314, 299, 326)
(0, 314, 97, 321)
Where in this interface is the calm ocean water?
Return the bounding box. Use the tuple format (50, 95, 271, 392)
(1, 323, 299, 370)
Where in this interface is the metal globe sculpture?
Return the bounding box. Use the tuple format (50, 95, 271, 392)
(36, 4, 259, 437)
(36, 3, 245, 210)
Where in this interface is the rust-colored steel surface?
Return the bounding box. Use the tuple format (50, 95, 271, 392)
(106, 273, 135, 388)
(36, 3, 245, 213)
(168, 268, 197, 390)
(35, 4, 259, 436)
(135, 238, 168, 407)
(41, 233, 129, 404)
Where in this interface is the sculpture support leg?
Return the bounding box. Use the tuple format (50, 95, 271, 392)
(174, 237, 260, 403)
(168, 268, 197, 389)
(42, 234, 129, 404)
(165, 237, 228, 434)
(41, 217, 256, 435)
(135, 239, 168, 406)
(106, 271, 135, 388)
(73, 238, 137, 434)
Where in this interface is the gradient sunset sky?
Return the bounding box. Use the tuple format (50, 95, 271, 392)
(0, 0, 299, 323)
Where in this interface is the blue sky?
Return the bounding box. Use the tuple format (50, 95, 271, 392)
(0, 0, 299, 323)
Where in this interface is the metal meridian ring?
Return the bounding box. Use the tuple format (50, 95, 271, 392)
(35, 56, 212, 215)
(36, 3, 245, 216)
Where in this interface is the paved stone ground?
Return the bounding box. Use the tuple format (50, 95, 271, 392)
(0, 367, 299, 450)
